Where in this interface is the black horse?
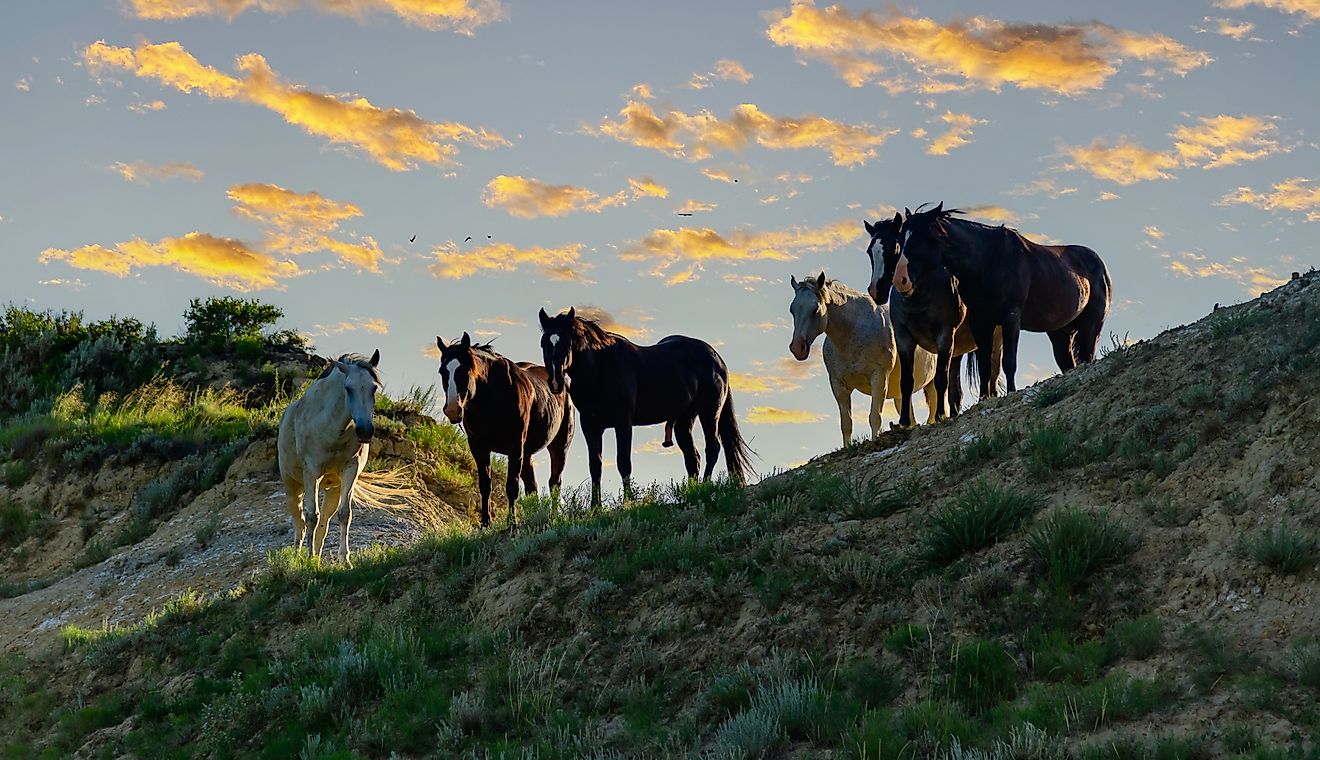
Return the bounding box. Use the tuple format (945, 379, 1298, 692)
(864, 213, 1000, 426)
(894, 203, 1111, 396)
(437, 332, 574, 527)
(538, 307, 753, 504)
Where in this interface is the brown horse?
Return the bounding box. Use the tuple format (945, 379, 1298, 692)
(437, 332, 573, 527)
(894, 203, 1111, 396)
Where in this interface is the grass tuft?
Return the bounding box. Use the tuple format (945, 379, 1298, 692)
(920, 480, 1045, 567)
(1246, 522, 1319, 574)
(1025, 509, 1138, 591)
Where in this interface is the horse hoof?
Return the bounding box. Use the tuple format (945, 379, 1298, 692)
(662, 441, 674, 448)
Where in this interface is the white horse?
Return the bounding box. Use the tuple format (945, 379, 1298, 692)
(788, 272, 940, 446)
(277, 351, 384, 563)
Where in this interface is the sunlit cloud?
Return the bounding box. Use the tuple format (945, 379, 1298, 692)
(714, 59, 754, 83)
(1006, 178, 1078, 198)
(108, 160, 204, 184)
(15, 77, 31, 92)
(926, 112, 983, 156)
(724, 273, 770, 292)
(736, 319, 787, 332)
(676, 199, 717, 214)
(228, 182, 386, 270)
(962, 205, 1027, 224)
(38, 278, 87, 290)
(1065, 114, 1282, 185)
(40, 232, 299, 291)
(623, 218, 861, 282)
(747, 405, 825, 425)
(127, 98, 168, 113)
(476, 316, 526, 327)
(1199, 16, 1257, 39)
(428, 241, 591, 282)
(631, 83, 654, 100)
(1167, 254, 1287, 295)
(589, 99, 896, 167)
(312, 317, 390, 336)
(1096, 191, 1121, 202)
(1216, 0, 1320, 22)
(481, 175, 668, 218)
(1218, 177, 1320, 221)
(701, 167, 740, 184)
(125, 0, 506, 34)
(1144, 226, 1165, 240)
(571, 305, 652, 340)
(766, 1, 1210, 95)
(84, 40, 507, 171)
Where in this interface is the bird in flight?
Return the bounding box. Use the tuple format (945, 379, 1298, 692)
(676, 212, 694, 217)
(409, 234, 416, 243)
(464, 236, 472, 242)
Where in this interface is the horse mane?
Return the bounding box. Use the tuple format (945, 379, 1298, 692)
(920, 206, 1007, 240)
(570, 317, 625, 350)
(318, 353, 382, 385)
(796, 274, 868, 305)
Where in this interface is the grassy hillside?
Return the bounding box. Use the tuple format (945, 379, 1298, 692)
(2, 275, 1320, 758)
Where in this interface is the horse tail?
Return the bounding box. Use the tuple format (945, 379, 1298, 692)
(965, 349, 981, 397)
(352, 467, 446, 531)
(1072, 248, 1113, 365)
(717, 392, 756, 484)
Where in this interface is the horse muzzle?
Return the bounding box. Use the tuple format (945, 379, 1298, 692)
(789, 338, 810, 361)
(443, 403, 464, 424)
(356, 424, 375, 444)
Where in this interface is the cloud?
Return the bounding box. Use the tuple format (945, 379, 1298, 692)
(631, 83, 654, 100)
(926, 112, 984, 156)
(765, 1, 1210, 95)
(125, 0, 506, 33)
(476, 316, 526, 327)
(1143, 226, 1165, 240)
(747, 405, 825, 424)
(108, 160, 204, 184)
(127, 99, 168, 113)
(227, 183, 385, 270)
(1218, 177, 1320, 220)
(571, 305, 652, 340)
(40, 232, 299, 291)
(1167, 254, 1287, 295)
(15, 77, 30, 92)
(84, 40, 507, 171)
(481, 175, 668, 218)
(1216, 0, 1320, 21)
(676, 199, 717, 214)
(714, 59, 754, 83)
(962, 205, 1025, 224)
(1006, 178, 1078, 198)
(589, 100, 896, 167)
(623, 218, 861, 281)
(1096, 191, 1121, 202)
(428, 241, 591, 282)
(1064, 114, 1282, 184)
(1200, 16, 1256, 39)
(312, 317, 390, 336)
(38, 278, 87, 290)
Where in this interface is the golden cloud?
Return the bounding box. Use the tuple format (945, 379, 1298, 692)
(84, 40, 507, 171)
(1218, 177, 1320, 219)
(1143, 226, 1165, 240)
(701, 167, 739, 184)
(1167, 256, 1286, 295)
(747, 405, 825, 425)
(227, 183, 385, 270)
(1217, 0, 1320, 21)
(1202, 16, 1256, 39)
(1096, 191, 1121, 202)
(428, 241, 590, 282)
(628, 176, 669, 199)
(714, 59, 754, 83)
(481, 175, 668, 218)
(676, 199, 717, 214)
(40, 232, 298, 291)
(962, 205, 1022, 224)
(1065, 114, 1281, 184)
(590, 100, 894, 167)
(730, 368, 801, 395)
(126, 0, 505, 33)
(108, 160, 204, 184)
(926, 111, 984, 156)
(313, 317, 390, 336)
(623, 218, 860, 281)
(766, 1, 1210, 95)
(571, 305, 652, 340)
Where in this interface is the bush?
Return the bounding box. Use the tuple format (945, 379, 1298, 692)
(1025, 510, 1138, 591)
(1107, 616, 1164, 661)
(946, 638, 1018, 714)
(1247, 522, 1319, 574)
(920, 481, 1045, 566)
(183, 297, 285, 351)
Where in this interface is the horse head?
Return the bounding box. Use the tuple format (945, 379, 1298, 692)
(437, 332, 483, 424)
(331, 349, 381, 443)
(538, 307, 576, 394)
(788, 272, 828, 361)
(894, 202, 948, 297)
(863, 212, 904, 304)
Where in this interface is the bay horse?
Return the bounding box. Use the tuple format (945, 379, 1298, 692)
(538, 307, 753, 505)
(894, 203, 1111, 396)
(437, 332, 573, 528)
(788, 272, 940, 445)
(278, 351, 394, 564)
(864, 213, 1002, 426)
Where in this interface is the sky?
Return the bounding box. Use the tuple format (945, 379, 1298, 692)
(2, 0, 1318, 494)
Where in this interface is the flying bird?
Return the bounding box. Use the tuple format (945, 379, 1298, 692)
(676, 212, 694, 217)
(487, 235, 492, 239)
(464, 236, 472, 242)
(409, 234, 416, 243)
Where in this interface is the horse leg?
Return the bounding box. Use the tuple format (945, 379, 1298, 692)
(969, 320, 999, 399)
(284, 480, 306, 551)
(830, 376, 853, 446)
(1001, 313, 1023, 393)
(922, 381, 939, 425)
(615, 423, 635, 500)
(1071, 295, 1109, 365)
(520, 454, 537, 498)
(674, 417, 700, 479)
(895, 336, 917, 428)
(336, 453, 364, 565)
(303, 471, 328, 559)
(698, 408, 721, 481)
(948, 354, 964, 417)
(583, 424, 605, 507)
(662, 421, 675, 448)
(867, 370, 888, 439)
(547, 406, 573, 505)
(506, 442, 525, 527)
(933, 332, 955, 422)
(474, 448, 493, 528)
(1047, 330, 1077, 373)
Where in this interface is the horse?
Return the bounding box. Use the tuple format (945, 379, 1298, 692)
(277, 351, 384, 563)
(437, 332, 573, 528)
(894, 203, 1111, 396)
(538, 307, 753, 505)
(864, 213, 1003, 426)
(788, 272, 941, 445)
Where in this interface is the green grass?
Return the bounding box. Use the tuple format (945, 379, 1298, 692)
(946, 638, 1018, 714)
(920, 480, 1046, 567)
(1025, 509, 1138, 591)
(1246, 522, 1319, 574)
(1026, 380, 1072, 409)
(1025, 419, 1114, 477)
(841, 474, 922, 520)
(1107, 616, 1164, 661)
(941, 426, 1018, 473)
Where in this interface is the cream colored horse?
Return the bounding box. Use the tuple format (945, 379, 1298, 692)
(789, 272, 939, 446)
(277, 351, 383, 563)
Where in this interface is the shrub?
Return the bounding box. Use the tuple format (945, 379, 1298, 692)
(1247, 522, 1319, 574)
(941, 427, 1017, 473)
(1025, 510, 1138, 591)
(1107, 616, 1164, 661)
(183, 297, 285, 351)
(844, 474, 922, 520)
(920, 481, 1045, 566)
(884, 623, 930, 656)
(1026, 381, 1071, 410)
(946, 638, 1018, 714)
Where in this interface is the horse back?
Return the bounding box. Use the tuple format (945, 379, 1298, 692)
(571, 335, 728, 426)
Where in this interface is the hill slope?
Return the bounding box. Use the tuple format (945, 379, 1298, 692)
(2, 274, 1319, 758)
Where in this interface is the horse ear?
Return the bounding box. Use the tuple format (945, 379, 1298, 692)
(863, 220, 875, 236)
(567, 307, 576, 320)
(538, 307, 551, 330)
(333, 358, 350, 375)
(892, 211, 902, 225)
(934, 201, 943, 214)
(369, 349, 380, 367)
(460, 332, 471, 347)
(436, 335, 447, 352)
(816, 272, 826, 289)
(790, 275, 798, 289)
(904, 207, 911, 217)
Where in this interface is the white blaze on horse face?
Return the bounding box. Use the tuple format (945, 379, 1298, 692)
(548, 334, 560, 347)
(444, 359, 461, 406)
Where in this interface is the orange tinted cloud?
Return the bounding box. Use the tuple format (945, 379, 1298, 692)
(571, 305, 652, 340)
(590, 100, 895, 167)
(747, 405, 825, 424)
(40, 233, 298, 291)
(428, 241, 590, 282)
(1201, 16, 1256, 39)
(925, 111, 984, 156)
(1219, 177, 1320, 221)
(1065, 115, 1280, 184)
(963, 205, 1025, 224)
(1167, 255, 1286, 295)
(227, 182, 384, 270)
(766, 1, 1210, 95)
(84, 40, 506, 171)
(714, 59, 754, 83)
(624, 219, 860, 282)
(1216, 0, 1320, 21)
(313, 317, 390, 336)
(108, 160, 204, 184)
(676, 199, 717, 214)
(481, 175, 668, 218)
(126, 0, 505, 33)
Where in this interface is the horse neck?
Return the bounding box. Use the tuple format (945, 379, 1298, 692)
(941, 220, 993, 276)
(306, 373, 351, 425)
(820, 288, 875, 342)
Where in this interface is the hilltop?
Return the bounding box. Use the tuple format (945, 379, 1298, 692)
(1, 275, 1319, 758)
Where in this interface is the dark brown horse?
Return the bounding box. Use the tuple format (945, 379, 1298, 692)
(894, 203, 1111, 396)
(437, 332, 573, 527)
(864, 213, 1001, 426)
(538, 307, 752, 505)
